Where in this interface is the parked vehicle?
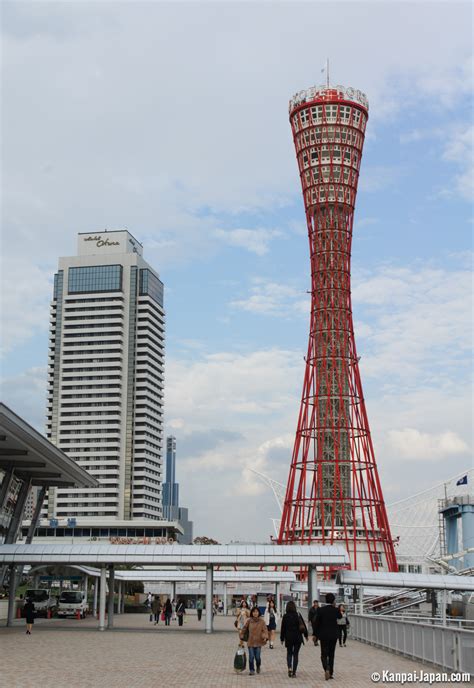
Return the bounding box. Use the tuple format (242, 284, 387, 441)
(57, 590, 89, 618)
(24, 589, 57, 617)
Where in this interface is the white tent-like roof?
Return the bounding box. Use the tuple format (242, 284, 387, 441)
(336, 569, 474, 592)
(0, 543, 349, 567)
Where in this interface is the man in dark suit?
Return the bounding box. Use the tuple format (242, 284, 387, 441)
(311, 592, 341, 680)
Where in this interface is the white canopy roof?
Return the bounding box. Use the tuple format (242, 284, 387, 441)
(336, 569, 474, 592)
(0, 403, 98, 488)
(0, 543, 349, 567)
(66, 566, 297, 583)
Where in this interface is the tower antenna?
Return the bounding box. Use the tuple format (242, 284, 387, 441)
(326, 58, 330, 88)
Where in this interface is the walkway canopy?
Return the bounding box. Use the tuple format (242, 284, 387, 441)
(63, 566, 297, 583)
(0, 543, 350, 567)
(0, 403, 98, 489)
(336, 569, 474, 592)
(3, 543, 349, 633)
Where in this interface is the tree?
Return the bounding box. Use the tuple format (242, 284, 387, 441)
(193, 536, 220, 545)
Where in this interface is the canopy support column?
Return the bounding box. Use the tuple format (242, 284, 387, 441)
(92, 579, 98, 617)
(99, 566, 106, 631)
(308, 565, 318, 617)
(107, 565, 115, 628)
(6, 566, 18, 627)
(223, 582, 227, 615)
(116, 581, 122, 615)
(205, 564, 213, 634)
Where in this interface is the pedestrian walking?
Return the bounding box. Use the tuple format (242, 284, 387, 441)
(152, 595, 161, 625)
(311, 593, 342, 680)
(176, 598, 186, 626)
(24, 596, 35, 635)
(235, 600, 250, 645)
(308, 599, 320, 645)
(196, 597, 203, 621)
(263, 598, 278, 649)
(218, 599, 224, 614)
(164, 598, 172, 626)
(146, 591, 153, 621)
(171, 598, 177, 621)
(280, 600, 308, 678)
(240, 606, 268, 676)
(337, 604, 349, 647)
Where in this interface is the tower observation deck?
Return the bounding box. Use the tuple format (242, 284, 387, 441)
(278, 84, 397, 572)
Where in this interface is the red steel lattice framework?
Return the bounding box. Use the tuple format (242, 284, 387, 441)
(278, 84, 397, 572)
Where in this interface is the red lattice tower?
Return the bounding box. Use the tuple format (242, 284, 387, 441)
(278, 84, 397, 573)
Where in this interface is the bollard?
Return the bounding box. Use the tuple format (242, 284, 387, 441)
(16, 605, 22, 619)
(47, 609, 52, 619)
(75, 609, 81, 620)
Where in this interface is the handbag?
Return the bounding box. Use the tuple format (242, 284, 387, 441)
(234, 619, 238, 628)
(298, 613, 307, 634)
(240, 623, 249, 642)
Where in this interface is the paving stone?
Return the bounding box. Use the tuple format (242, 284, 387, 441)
(0, 613, 468, 687)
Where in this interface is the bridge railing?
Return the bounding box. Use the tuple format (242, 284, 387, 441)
(350, 613, 474, 675)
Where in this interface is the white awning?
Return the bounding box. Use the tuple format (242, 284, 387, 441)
(0, 543, 350, 567)
(0, 403, 98, 489)
(61, 566, 297, 583)
(336, 569, 474, 592)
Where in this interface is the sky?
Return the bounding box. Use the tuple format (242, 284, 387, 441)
(1, 1, 473, 543)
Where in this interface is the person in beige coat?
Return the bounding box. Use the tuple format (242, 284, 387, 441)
(240, 607, 269, 675)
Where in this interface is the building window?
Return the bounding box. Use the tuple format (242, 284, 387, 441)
(68, 265, 123, 294)
(139, 269, 164, 307)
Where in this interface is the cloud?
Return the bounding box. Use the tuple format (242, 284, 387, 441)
(387, 428, 469, 460)
(230, 278, 309, 317)
(352, 263, 472, 383)
(355, 216, 379, 229)
(214, 228, 282, 256)
(441, 125, 474, 201)
(358, 165, 403, 193)
(1, 367, 47, 430)
(0, 259, 54, 354)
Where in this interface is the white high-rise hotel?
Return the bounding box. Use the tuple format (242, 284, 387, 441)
(41, 230, 174, 535)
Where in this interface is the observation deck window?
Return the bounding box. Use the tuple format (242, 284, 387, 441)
(340, 106, 351, 121)
(300, 109, 309, 126)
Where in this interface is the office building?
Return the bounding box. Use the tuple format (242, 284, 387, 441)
(39, 230, 178, 539)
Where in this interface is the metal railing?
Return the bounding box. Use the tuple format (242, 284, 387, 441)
(350, 613, 474, 675)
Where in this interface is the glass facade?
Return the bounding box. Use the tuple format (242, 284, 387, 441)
(53, 270, 64, 301)
(68, 265, 122, 294)
(139, 268, 164, 306)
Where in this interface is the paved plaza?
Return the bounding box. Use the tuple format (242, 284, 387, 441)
(0, 613, 467, 688)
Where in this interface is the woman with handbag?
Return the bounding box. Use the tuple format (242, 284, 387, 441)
(164, 598, 173, 626)
(176, 598, 186, 627)
(240, 606, 268, 676)
(24, 596, 36, 635)
(280, 600, 308, 678)
(263, 598, 278, 648)
(337, 604, 349, 646)
(235, 599, 250, 645)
